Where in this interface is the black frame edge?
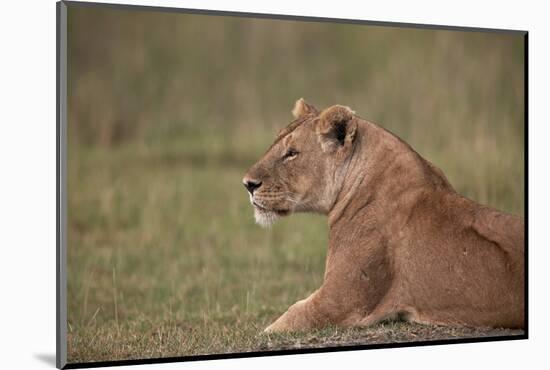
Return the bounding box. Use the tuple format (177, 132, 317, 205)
(523, 31, 529, 339)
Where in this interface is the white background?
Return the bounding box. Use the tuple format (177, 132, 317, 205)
(1, 0, 548, 369)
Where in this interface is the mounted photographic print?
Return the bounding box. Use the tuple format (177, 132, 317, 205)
(56, 1, 528, 368)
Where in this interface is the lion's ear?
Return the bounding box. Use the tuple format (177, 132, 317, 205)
(317, 105, 357, 153)
(292, 98, 318, 119)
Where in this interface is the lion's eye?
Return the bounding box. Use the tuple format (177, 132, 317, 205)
(283, 149, 299, 160)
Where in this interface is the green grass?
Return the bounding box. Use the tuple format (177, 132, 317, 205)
(66, 6, 524, 364)
(67, 140, 329, 362)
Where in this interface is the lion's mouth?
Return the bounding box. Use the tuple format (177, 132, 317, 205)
(252, 201, 268, 210)
(253, 201, 290, 216)
(250, 198, 291, 227)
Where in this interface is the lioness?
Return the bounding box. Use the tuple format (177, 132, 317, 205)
(242, 99, 524, 332)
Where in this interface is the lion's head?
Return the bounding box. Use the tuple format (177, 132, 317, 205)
(242, 99, 358, 227)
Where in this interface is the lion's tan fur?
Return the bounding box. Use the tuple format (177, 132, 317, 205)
(243, 99, 524, 332)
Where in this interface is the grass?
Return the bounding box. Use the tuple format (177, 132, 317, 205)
(67, 139, 330, 362)
(66, 5, 525, 364)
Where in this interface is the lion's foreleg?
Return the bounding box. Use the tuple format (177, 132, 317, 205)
(264, 286, 359, 332)
(264, 298, 312, 332)
(264, 292, 327, 333)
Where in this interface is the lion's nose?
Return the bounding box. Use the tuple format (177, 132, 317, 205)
(243, 178, 262, 195)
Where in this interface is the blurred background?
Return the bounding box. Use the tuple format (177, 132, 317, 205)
(67, 5, 524, 363)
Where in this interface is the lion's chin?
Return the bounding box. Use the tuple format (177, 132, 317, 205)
(254, 208, 278, 228)
(253, 207, 290, 228)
